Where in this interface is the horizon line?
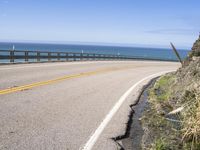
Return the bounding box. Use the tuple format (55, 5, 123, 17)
(0, 39, 191, 50)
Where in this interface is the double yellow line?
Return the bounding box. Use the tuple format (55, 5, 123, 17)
(0, 67, 126, 95)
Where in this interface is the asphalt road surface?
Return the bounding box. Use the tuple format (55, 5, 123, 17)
(0, 61, 180, 150)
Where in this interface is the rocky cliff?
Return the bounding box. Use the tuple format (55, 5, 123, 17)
(190, 34, 200, 58)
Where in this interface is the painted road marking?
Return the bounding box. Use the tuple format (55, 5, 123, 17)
(0, 67, 132, 95)
(82, 70, 175, 150)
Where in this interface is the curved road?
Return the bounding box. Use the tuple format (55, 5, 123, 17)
(0, 61, 179, 150)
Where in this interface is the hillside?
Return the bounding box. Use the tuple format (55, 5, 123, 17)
(141, 36, 200, 150)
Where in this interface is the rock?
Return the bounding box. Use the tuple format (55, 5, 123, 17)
(189, 34, 200, 58)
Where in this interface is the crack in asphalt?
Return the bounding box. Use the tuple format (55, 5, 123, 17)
(111, 78, 158, 150)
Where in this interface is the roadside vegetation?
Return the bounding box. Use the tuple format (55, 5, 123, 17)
(141, 36, 200, 150)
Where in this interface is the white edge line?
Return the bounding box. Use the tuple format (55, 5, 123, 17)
(81, 70, 176, 150)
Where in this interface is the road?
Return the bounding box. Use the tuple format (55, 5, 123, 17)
(0, 61, 179, 150)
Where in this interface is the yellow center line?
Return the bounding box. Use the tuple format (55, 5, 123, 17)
(0, 66, 130, 95)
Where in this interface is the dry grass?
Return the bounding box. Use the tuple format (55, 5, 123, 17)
(144, 72, 200, 149)
(182, 92, 200, 149)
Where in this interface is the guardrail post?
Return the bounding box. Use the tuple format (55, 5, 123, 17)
(93, 54, 95, 60)
(96, 54, 100, 61)
(111, 55, 114, 60)
(48, 52, 51, 62)
(37, 52, 40, 62)
(73, 53, 76, 61)
(101, 54, 104, 61)
(25, 51, 28, 62)
(57, 53, 60, 61)
(80, 53, 83, 61)
(66, 53, 68, 61)
(118, 55, 120, 60)
(10, 51, 14, 63)
(0, 50, 142, 64)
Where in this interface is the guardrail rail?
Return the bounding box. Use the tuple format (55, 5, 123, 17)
(0, 49, 177, 64)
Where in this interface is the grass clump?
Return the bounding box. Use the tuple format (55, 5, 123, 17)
(150, 75, 175, 102)
(141, 74, 182, 149)
(148, 75, 175, 116)
(151, 138, 171, 150)
(141, 39, 200, 149)
(142, 67, 200, 150)
(182, 92, 200, 149)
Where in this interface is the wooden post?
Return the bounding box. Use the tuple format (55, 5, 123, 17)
(170, 43, 183, 66)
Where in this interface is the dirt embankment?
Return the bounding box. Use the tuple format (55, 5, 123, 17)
(141, 36, 200, 149)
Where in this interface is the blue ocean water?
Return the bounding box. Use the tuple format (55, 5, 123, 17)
(0, 42, 190, 62)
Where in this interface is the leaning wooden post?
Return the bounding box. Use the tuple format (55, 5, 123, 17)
(170, 42, 183, 66)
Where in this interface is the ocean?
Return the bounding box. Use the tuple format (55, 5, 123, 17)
(0, 42, 189, 63)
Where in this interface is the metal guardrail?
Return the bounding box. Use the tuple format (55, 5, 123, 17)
(0, 50, 134, 63)
(0, 49, 177, 64)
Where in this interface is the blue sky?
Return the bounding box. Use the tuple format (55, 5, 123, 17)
(0, 0, 200, 48)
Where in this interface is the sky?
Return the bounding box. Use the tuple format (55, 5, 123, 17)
(0, 0, 200, 48)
